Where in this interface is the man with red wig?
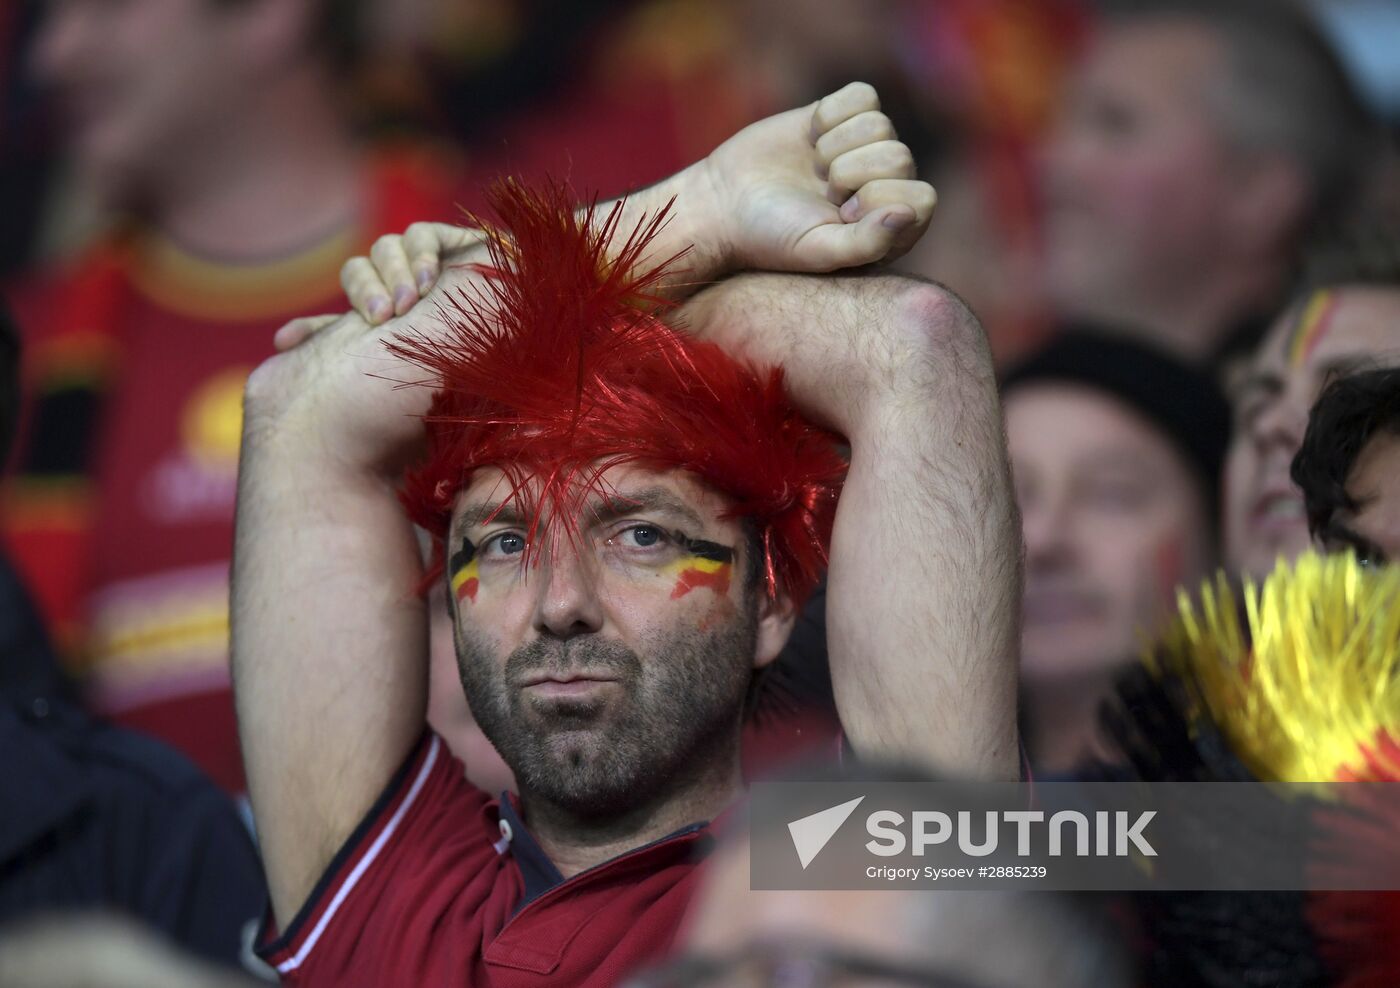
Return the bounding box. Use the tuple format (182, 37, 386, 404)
(233, 84, 1020, 986)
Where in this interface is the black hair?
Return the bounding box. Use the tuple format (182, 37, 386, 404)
(1291, 366, 1400, 540)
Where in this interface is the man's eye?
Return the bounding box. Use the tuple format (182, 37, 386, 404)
(618, 525, 669, 549)
(1233, 399, 1265, 432)
(485, 532, 526, 557)
(1324, 534, 1387, 569)
(1357, 546, 1387, 569)
(1085, 482, 1150, 512)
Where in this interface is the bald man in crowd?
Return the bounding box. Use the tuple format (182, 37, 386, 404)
(1041, 0, 1378, 360)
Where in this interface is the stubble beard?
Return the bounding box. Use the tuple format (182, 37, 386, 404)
(455, 608, 757, 819)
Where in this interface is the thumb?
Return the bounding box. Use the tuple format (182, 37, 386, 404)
(791, 205, 917, 272)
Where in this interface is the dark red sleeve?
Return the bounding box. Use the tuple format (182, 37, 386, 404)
(256, 733, 504, 985)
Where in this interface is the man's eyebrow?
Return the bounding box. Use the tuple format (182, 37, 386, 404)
(585, 487, 706, 530)
(453, 501, 529, 541)
(1074, 449, 1160, 476)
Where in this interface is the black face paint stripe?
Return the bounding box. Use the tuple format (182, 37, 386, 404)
(675, 534, 734, 564)
(449, 540, 477, 575)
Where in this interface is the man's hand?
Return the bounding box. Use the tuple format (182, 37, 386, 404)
(339, 82, 934, 324)
(698, 81, 934, 274)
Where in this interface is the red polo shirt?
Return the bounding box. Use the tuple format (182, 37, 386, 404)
(257, 734, 717, 986)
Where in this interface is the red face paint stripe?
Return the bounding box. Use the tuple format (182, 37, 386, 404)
(670, 563, 732, 600)
(450, 556, 480, 604)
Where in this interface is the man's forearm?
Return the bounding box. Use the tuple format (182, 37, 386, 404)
(678, 273, 959, 438)
(232, 417, 430, 923)
(680, 274, 1022, 779)
(599, 161, 732, 297)
(829, 341, 1021, 779)
(232, 301, 457, 925)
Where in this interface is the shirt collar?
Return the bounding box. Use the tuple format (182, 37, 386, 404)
(494, 791, 720, 914)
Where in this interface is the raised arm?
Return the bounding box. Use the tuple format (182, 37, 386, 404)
(678, 273, 1021, 780)
(332, 83, 935, 326)
(234, 83, 937, 928)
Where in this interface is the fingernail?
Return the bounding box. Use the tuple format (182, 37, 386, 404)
(840, 196, 861, 223)
(415, 265, 435, 291)
(394, 286, 416, 312)
(368, 296, 390, 321)
(882, 210, 915, 231)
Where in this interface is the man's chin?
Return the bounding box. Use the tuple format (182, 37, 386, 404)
(516, 733, 656, 818)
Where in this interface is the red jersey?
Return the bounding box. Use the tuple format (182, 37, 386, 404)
(258, 733, 716, 987)
(3, 147, 466, 794)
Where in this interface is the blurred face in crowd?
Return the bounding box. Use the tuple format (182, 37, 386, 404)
(1224, 287, 1400, 580)
(1320, 430, 1400, 567)
(1008, 385, 1212, 686)
(31, 0, 276, 191)
(447, 464, 790, 817)
(645, 835, 1130, 988)
(1040, 18, 1247, 313)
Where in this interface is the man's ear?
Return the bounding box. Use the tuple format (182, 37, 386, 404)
(753, 591, 798, 671)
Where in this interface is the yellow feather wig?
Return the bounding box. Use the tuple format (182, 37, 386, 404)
(1150, 551, 1400, 785)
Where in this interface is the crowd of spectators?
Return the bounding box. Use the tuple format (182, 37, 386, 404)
(0, 0, 1397, 985)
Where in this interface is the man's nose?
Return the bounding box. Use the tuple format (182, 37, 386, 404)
(1249, 389, 1309, 458)
(531, 543, 605, 638)
(1022, 491, 1077, 572)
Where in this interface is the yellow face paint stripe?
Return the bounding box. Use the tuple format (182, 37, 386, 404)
(660, 556, 728, 578)
(451, 558, 480, 602)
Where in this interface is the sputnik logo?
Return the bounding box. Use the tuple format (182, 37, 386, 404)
(787, 796, 865, 869)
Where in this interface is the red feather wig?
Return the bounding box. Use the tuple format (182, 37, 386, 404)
(389, 179, 847, 605)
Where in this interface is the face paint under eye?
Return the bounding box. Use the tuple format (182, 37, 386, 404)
(450, 541, 480, 604)
(660, 535, 735, 599)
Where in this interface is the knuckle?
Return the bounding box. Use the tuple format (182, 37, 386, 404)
(861, 111, 895, 140)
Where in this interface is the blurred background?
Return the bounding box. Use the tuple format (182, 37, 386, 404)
(1, 2, 1399, 984)
(2, 0, 1399, 804)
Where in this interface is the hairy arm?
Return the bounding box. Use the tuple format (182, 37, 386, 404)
(679, 273, 1021, 779)
(233, 299, 468, 928)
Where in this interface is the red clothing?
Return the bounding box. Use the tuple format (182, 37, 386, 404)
(259, 733, 715, 987)
(3, 147, 465, 793)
